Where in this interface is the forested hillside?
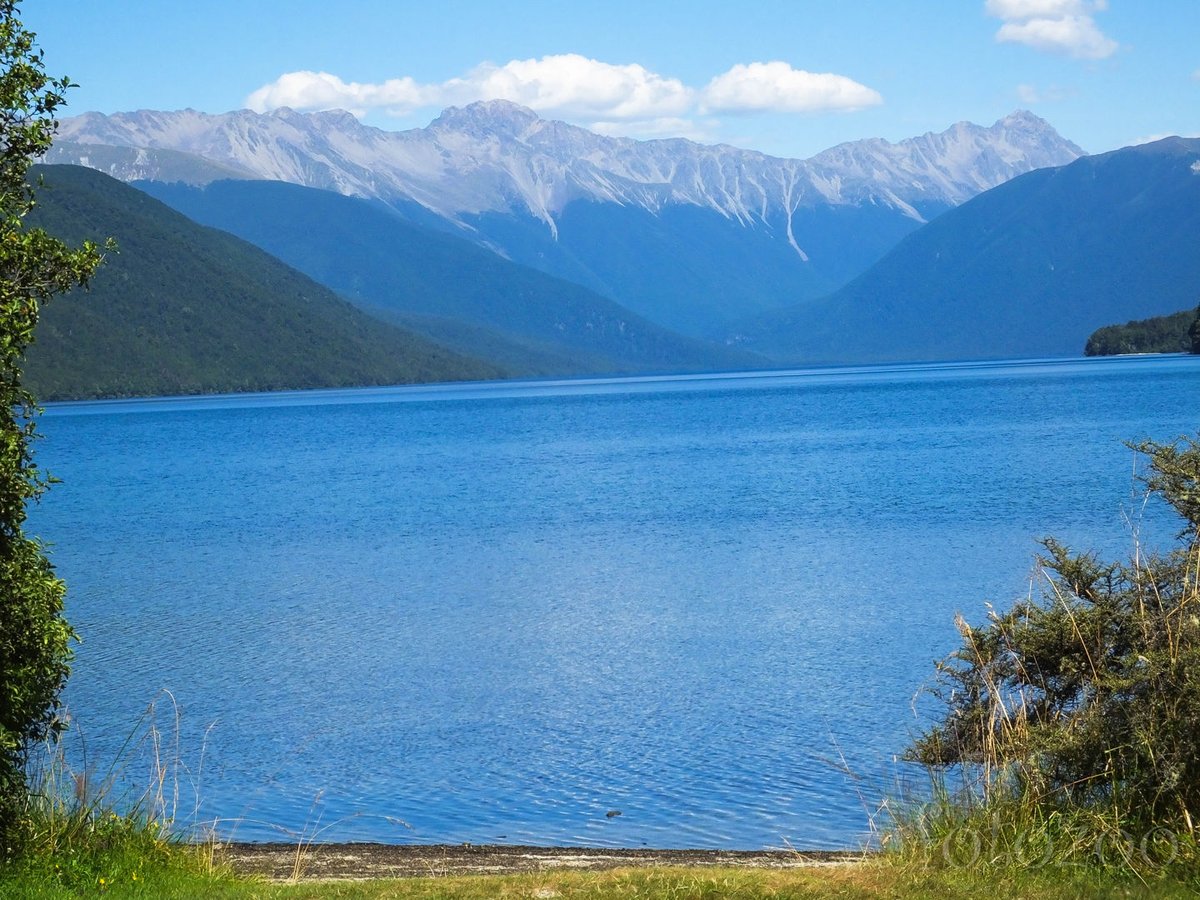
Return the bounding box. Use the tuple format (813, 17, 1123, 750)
(1084, 307, 1200, 356)
(24, 165, 502, 399)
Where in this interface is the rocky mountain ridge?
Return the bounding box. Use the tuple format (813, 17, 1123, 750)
(52, 102, 1084, 248)
(736, 137, 1200, 363)
(48, 103, 1088, 340)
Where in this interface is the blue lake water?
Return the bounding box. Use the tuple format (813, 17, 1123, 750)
(30, 355, 1200, 849)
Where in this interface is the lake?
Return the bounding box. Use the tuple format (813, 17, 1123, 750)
(31, 354, 1200, 849)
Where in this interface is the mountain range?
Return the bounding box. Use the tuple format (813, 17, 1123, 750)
(129, 177, 759, 376)
(38, 103, 1200, 387)
(737, 137, 1200, 363)
(48, 102, 1084, 338)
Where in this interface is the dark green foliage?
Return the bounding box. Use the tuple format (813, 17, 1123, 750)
(134, 178, 765, 376)
(22, 166, 503, 400)
(0, 1, 103, 851)
(744, 138, 1200, 364)
(1190, 310, 1200, 354)
(1084, 306, 1199, 355)
(910, 435, 1200, 844)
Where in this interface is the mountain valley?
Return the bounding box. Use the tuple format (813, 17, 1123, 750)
(38, 104, 1200, 385)
(49, 102, 1084, 339)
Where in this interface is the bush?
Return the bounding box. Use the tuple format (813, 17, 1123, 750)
(907, 435, 1200, 869)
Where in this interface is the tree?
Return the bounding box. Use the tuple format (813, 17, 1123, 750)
(0, 0, 104, 849)
(1083, 308, 1198, 356)
(909, 435, 1200, 844)
(1190, 305, 1200, 355)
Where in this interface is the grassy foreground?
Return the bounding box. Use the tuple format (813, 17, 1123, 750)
(0, 868, 1195, 900)
(2, 863, 1197, 899)
(3, 848, 1200, 899)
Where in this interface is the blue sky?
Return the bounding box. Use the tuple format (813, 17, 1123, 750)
(25, 1, 1199, 158)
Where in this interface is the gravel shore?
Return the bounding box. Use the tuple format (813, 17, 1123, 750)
(218, 842, 868, 881)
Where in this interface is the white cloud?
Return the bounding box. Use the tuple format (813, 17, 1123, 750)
(996, 16, 1118, 59)
(986, 0, 1118, 59)
(245, 54, 881, 129)
(440, 55, 693, 120)
(244, 71, 432, 116)
(986, 0, 1089, 17)
(701, 62, 882, 114)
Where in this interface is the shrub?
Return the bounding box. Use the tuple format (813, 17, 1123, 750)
(907, 435, 1200, 866)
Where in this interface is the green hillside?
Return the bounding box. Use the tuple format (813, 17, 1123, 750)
(136, 178, 762, 376)
(740, 137, 1200, 364)
(22, 165, 502, 400)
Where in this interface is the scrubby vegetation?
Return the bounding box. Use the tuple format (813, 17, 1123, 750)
(898, 435, 1200, 886)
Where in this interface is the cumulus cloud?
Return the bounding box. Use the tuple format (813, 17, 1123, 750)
(439, 55, 693, 120)
(701, 62, 882, 114)
(986, 0, 1118, 59)
(245, 54, 881, 131)
(996, 17, 1118, 58)
(244, 71, 433, 116)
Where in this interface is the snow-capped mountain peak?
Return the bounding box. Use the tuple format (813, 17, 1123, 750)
(52, 102, 1083, 247)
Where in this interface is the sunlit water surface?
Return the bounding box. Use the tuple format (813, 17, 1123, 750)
(32, 355, 1200, 848)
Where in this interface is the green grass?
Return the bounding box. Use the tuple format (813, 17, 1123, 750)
(0, 833, 225, 899)
(2, 737, 1195, 900)
(4, 858, 1199, 899)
